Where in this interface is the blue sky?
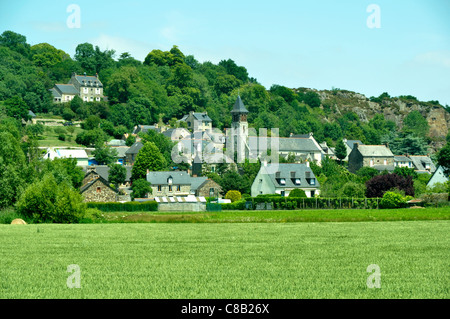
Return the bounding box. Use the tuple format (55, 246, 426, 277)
(1, 0, 449, 105)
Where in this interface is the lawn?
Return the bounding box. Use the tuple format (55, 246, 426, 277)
(0, 220, 448, 299)
(37, 126, 84, 148)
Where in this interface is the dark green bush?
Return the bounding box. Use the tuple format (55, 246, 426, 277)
(86, 201, 158, 212)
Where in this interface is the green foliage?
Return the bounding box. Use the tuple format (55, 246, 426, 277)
(15, 173, 87, 223)
(288, 189, 307, 198)
(393, 166, 418, 179)
(86, 201, 158, 212)
(92, 144, 118, 165)
(339, 182, 366, 198)
(108, 163, 127, 189)
(131, 142, 166, 181)
(402, 110, 429, 137)
(437, 143, 450, 177)
(131, 179, 152, 200)
(225, 190, 242, 203)
(379, 191, 407, 209)
(334, 139, 347, 162)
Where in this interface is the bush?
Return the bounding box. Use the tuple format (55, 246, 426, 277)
(0, 208, 22, 224)
(86, 201, 158, 212)
(16, 174, 87, 223)
(288, 189, 307, 198)
(225, 190, 242, 203)
(221, 199, 246, 210)
(58, 134, 66, 141)
(379, 191, 406, 209)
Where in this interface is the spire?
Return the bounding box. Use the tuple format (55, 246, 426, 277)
(231, 95, 249, 114)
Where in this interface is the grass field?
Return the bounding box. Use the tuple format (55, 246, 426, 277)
(0, 220, 448, 299)
(100, 207, 450, 223)
(37, 126, 84, 148)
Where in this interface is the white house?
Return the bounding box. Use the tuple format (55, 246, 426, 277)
(42, 148, 89, 166)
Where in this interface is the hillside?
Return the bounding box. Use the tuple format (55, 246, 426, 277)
(0, 30, 449, 154)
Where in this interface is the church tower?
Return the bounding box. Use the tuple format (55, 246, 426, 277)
(230, 96, 249, 163)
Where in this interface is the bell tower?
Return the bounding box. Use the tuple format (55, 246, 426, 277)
(230, 95, 249, 163)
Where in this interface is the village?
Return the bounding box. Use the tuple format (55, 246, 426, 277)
(33, 73, 447, 211)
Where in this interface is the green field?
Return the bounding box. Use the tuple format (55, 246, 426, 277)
(0, 220, 448, 299)
(100, 207, 450, 223)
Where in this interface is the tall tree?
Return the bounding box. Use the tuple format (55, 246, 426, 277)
(131, 142, 166, 181)
(334, 139, 347, 164)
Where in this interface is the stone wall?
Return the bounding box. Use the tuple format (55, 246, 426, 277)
(82, 179, 117, 202)
(196, 179, 222, 198)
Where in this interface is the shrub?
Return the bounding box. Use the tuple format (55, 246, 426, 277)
(379, 191, 406, 209)
(0, 208, 22, 224)
(366, 173, 414, 198)
(288, 189, 307, 198)
(225, 190, 242, 203)
(221, 199, 246, 210)
(58, 134, 66, 141)
(86, 201, 158, 212)
(16, 174, 87, 223)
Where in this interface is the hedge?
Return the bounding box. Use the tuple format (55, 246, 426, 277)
(87, 201, 158, 212)
(221, 197, 381, 210)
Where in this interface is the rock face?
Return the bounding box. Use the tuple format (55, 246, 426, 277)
(11, 219, 27, 225)
(314, 89, 450, 150)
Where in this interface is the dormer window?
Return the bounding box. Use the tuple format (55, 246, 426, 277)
(167, 176, 173, 185)
(279, 178, 286, 185)
(294, 178, 301, 185)
(310, 178, 316, 185)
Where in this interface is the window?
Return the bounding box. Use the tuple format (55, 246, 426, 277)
(279, 178, 286, 185)
(311, 190, 315, 197)
(169, 185, 173, 192)
(96, 187, 101, 193)
(96, 97, 100, 101)
(90, 97, 94, 101)
(384, 159, 387, 165)
(84, 96, 88, 102)
(294, 178, 301, 185)
(157, 185, 162, 192)
(310, 178, 315, 185)
(281, 191, 285, 197)
(83, 87, 88, 93)
(177, 185, 181, 191)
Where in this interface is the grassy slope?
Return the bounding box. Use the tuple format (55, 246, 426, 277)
(0, 221, 448, 299)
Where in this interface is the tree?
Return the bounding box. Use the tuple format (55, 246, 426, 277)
(74, 43, 96, 74)
(393, 166, 418, 179)
(0, 31, 30, 56)
(334, 139, 347, 164)
(303, 91, 321, 108)
(402, 110, 429, 137)
(15, 173, 87, 223)
(131, 179, 151, 200)
(225, 190, 242, 202)
(131, 142, 166, 181)
(108, 163, 127, 189)
(4, 96, 30, 121)
(92, 144, 118, 165)
(437, 143, 450, 177)
(365, 173, 414, 198)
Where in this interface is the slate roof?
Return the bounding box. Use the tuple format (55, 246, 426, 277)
(409, 155, 436, 173)
(260, 163, 320, 188)
(231, 96, 249, 114)
(427, 166, 449, 188)
(54, 84, 78, 95)
(192, 112, 212, 122)
(85, 165, 133, 182)
(190, 177, 208, 192)
(356, 145, 394, 157)
(345, 140, 364, 150)
(248, 137, 322, 153)
(50, 88, 62, 98)
(125, 142, 143, 155)
(394, 156, 413, 162)
(74, 74, 103, 87)
(147, 171, 193, 185)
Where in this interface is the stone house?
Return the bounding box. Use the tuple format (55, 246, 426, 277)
(179, 111, 212, 132)
(80, 171, 118, 202)
(147, 171, 222, 198)
(251, 163, 320, 198)
(50, 73, 104, 103)
(348, 144, 394, 173)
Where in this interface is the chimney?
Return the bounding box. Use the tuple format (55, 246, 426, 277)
(290, 171, 296, 178)
(354, 143, 359, 149)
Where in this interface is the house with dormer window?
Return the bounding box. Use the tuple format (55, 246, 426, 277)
(50, 72, 104, 103)
(251, 163, 320, 198)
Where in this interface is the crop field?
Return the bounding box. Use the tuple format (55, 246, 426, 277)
(0, 219, 448, 299)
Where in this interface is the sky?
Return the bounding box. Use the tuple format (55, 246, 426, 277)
(1, 0, 449, 105)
